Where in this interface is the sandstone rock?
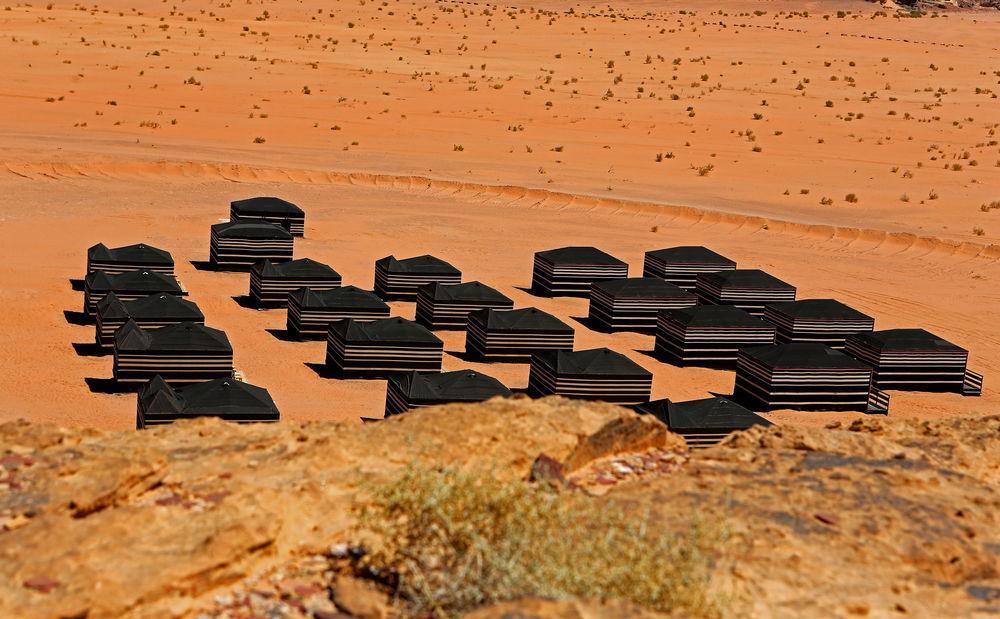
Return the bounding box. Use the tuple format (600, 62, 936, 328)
(0, 399, 998, 618)
(332, 574, 390, 619)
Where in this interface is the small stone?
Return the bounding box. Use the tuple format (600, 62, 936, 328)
(23, 576, 60, 593)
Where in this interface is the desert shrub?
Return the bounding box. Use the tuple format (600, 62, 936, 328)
(354, 465, 728, 618)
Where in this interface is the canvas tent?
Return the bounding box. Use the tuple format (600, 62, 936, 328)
(249, 258, 341, 307)
(113, 321, 234, 385)
(636, 396, 771, 448)
(326, 317, 444, 376)
(695, 269, 796, 316)
(415, 281, 514, 330)
(845, 328, 981, 396)
(209, 221, 294, 268)
(137, 375, 279, 428)
(527, 348, 652, 404)
(95, 292, 204, 349)
(531, 246, 628, 297)
(642, 246, 736, 291)
(764, 299, 874, 349)
(385, 369, 512, 417)
(83, 269, 185, 316)
(230, 197, 305, 236)
(374, 254, 462, 301)
(654, 305, 776, 366)
(286, 286, 390, 338)
(86, 242, 174, 276)
(465, 307, 574, 361)
(733, 342, 887, 413)
(588, 277, 697, 331)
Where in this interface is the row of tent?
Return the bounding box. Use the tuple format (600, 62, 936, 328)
(80, 210, 985, 440)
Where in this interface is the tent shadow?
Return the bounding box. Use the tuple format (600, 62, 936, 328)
(232, 295, 261, 310)
(85, 377, 135, 394)
(446, 350, 530, 365)
(569, 315, 603, 332)
(304, 362, 400, 381)
(73, 343, 109, 357)
(266, 328, 301, 342)
(69, 278, 85, 291)
(190, 260, 222, 272)
(64, 310, 92, 325)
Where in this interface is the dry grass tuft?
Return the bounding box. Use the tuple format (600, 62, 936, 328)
(354, 465, 728, 618)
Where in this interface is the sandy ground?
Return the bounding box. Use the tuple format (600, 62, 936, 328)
(0, 0, 997, 429)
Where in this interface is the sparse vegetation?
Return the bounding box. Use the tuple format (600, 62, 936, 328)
(354, 465, 728, 618)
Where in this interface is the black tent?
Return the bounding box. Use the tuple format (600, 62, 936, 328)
(209, 221, 294, 269)
(764, 299, 874, 349)
(374, 255, 462, 301)
(695, 269, 796, 316)
(137, 375, 279, 428)
(528, 348, 652, 404)
(95, 292, 204, 349)
(845, 328, 981, 395)
(466, 307, 574, 361)
(113, 320, 234, 385)
(249, 258, 342, 307)
(230, 197, 305, 236)
(327, 317, 444, 376)
(636, 396, 771, 448)
(385, 369, 512, 417)
(654, 305, 776, 366)
(86, 242, 174, 276)
(642, 246, 736, 291)
(588, 277, 697, 331)
(415, 281, 514, 330)
(531, 246, 628, 297)
(286, 286, 390, 338)
(733, 342, 886, 413)
(83, 269, 186, 316)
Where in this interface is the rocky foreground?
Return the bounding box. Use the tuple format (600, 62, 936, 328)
(1, 397, 999, 618)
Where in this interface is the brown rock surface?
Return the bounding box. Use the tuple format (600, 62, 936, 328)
(1, 399, 999, 618)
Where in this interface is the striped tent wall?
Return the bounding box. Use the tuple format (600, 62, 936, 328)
(465, 308, 574, 361)
(654, 309, 776, 365)
(209, 221, 294, 269)
(588, 278, 697, 331)
(325, 318, 444, 376)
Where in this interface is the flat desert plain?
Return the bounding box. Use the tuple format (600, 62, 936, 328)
(0, 0, 997, 429)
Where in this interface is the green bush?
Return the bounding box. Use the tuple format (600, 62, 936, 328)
(354, 465, 728, 617)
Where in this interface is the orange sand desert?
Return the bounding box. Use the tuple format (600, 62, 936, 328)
(0, 0, 997, 430)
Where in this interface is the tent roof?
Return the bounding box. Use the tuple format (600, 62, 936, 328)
(848, 328, 966, 353)
(141, 376, 278, 417)
(593, 277, 694, 298)
(661, 304, 770, 328)
(394, 370, 512, 401)
(87, 242, 173, 265)
(85, 269, 183, 293)
(535, 348, 652, 376)
(638, 396, 771, 431)
(98, 293, 203, 321)
(251, 258, 339, 278)
(375, 254, 460, 274)
(742, 343, 868, 369)
(288, 285, 389, 310)
(329, 317, 442, 344)
(644, 246, 736, 266)
(231, 196, 304, 216)
(534, 246, 626, 265)
(698, 269, 794, 289)
(115, 320, 232, 353)
(418, 281, 511, 303)
(765, 299, 873, 321)
(470, 307, 573, 332)
(211, 220, 293, 240)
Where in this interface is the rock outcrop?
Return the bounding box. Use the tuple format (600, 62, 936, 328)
(1, 397, 999, 618)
